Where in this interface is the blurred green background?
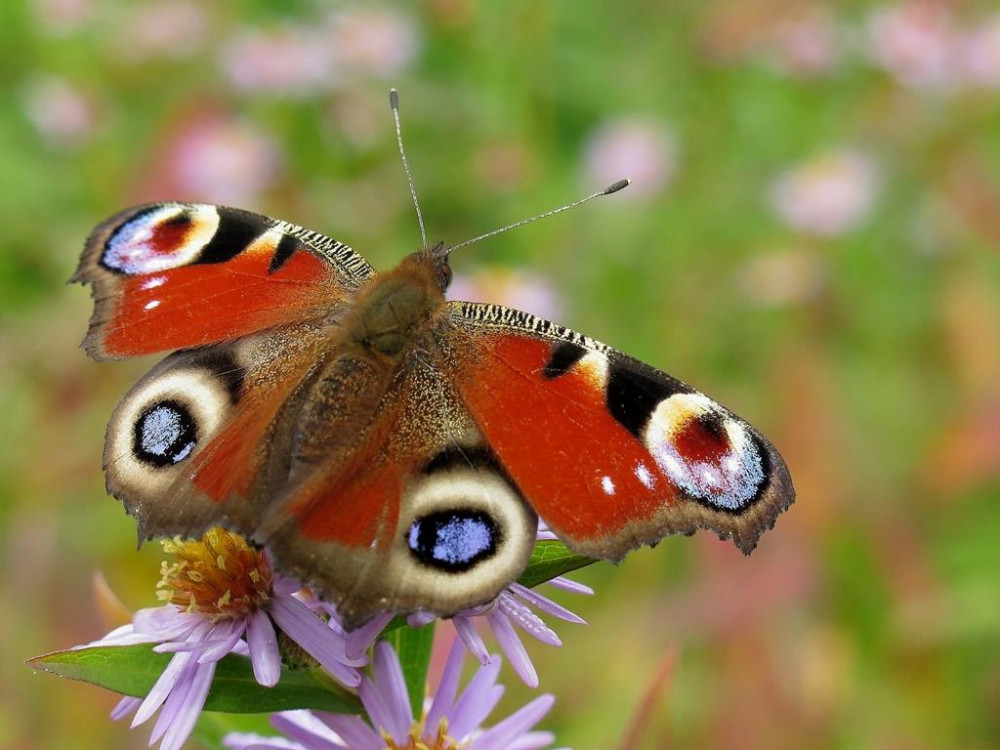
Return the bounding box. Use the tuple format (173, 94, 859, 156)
(2, 0, 999, 748)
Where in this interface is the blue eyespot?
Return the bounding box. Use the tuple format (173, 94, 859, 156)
(406, 510, 500, 573)
(133, 400, 196, 467)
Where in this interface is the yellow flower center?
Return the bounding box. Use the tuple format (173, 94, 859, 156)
(383, 717, 465, 750)
(157, 528, 271, 621)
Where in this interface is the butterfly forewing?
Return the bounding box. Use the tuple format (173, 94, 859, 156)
(74, 202, 374, 360)
(449, 301, 795, 558)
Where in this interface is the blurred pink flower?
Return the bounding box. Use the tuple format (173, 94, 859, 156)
(738, 248, 825, 307)
(867, 2, 957, 90)
(168, 115, 281, 205)
(767, 10, 841, 78)
(326, 6, 421, 77)
(584, 118, 677, 198)
(770, 150, 879, 237)
(31, 0, 93, 36)
(448, 269, 562, 321)
(21, 74, 99, 149)
(957, 16, 1000, 88)
(220, 26, 334, 97)
(116, 1, 210, 62)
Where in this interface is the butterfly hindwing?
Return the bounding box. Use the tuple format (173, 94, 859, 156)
(450, 302, 795, 559)
(73, 202, 374, 360)
(103, 322, 330, 541)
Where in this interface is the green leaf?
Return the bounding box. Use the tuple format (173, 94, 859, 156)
(382, 623, 435, 717)
(28, 645, 362, 715)
(516, 541, 599, 589)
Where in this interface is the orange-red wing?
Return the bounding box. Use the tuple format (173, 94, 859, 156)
(450, 302, 795, 558)
(74, 202, 373, 360)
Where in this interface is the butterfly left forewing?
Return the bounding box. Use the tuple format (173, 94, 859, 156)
(74, 202, 374, 360)
(449, 301, 795, 559)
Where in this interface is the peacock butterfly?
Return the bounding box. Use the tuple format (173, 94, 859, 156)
(73, 94, 794, 629)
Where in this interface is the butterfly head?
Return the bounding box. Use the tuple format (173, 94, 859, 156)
(419, 240, 453, 293)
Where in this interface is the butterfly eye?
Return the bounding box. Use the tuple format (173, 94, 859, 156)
(406, 509, 500, 573)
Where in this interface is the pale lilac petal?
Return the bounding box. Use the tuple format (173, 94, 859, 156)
(131, 649, 197, 727)
(111, 695, 142, 721)
(474, 694, 556, 750)
(273, 575, 300, 597)
(372, 640, 413, 735)
(222, 731, 303, 749)
(133, 607, 203, 639)
(197, 620, 245, 662)
(247, 609, 281, 687)
(269, 711, 346, 750)
(406, 611, 436, 628)
(509, 583, 586, 624)
(507, 731, 557, 750)
(535, 520, 558, 541)
(344, 612, 392, 659)
(88, 625, 161, 648)
(357, 676, 398, 742)
(447, 657, 504, 740)
(453, 615, 491, 665)
(147, 655, 199, 742)
(318, 713, 382, 750)
(545, 576, 594, 596)
(449, 674, 504, 739)
(156, 660, 216, 750)
(498, 595, 562, 647)
(269, 593, 362, 687)
(487, 610, 537, 688)
(425, 637, 465, 732)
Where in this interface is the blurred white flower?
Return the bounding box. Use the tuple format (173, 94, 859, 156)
(867, 2, 957, 90)
(584, 118, 677, 198)
(738, 249, 825, 308)
(31, 0, 93, 36)
(768, 10, 841, 78)
(21, 75, 99, 149)
(326, 6, 421, 77)
(116, 1, 210, 62)
(957, 16, 1000, 89)
(169, 116, 281, 205)
(449, 268, 562, 321)
(770, 150, 879, 237)
(220, 26, 334, 97)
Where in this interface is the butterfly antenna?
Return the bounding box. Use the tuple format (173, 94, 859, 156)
(390, 89, 428, 248)
(444, 179, 630, 256)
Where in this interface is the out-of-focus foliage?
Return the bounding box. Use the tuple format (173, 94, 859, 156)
(2, 0, 998, 748)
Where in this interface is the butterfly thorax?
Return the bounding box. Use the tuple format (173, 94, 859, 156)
(344, 251, 449, 359)
(288, 252, 451, 469)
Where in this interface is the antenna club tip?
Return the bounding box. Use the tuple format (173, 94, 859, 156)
(389, 89, 399, 109)
(603, 178, 631, 196)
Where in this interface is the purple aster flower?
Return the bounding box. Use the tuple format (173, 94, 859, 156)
(223, 640, 559, 750)
(83, 528, 366, 750)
